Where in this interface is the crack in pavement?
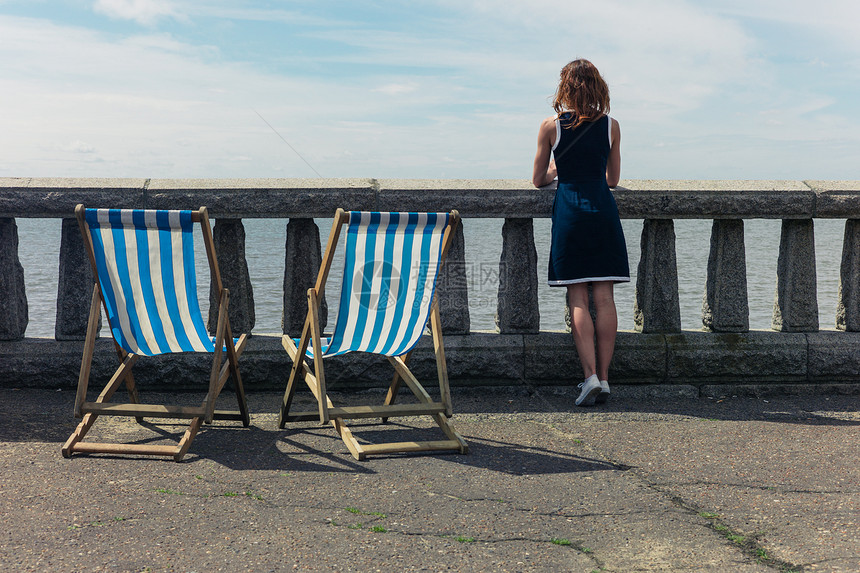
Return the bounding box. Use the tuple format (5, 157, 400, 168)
(538, 419, 804, 572)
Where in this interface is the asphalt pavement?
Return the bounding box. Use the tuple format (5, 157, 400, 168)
(1, 384, 858, 572)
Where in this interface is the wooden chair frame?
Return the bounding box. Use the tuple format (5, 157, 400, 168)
(279, 209, 468, 460)
(62, 205, 250, 462)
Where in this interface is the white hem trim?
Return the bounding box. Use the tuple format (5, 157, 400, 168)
(549, 276, 630, 286)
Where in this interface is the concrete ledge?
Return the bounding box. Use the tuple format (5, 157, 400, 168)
(3, 178, 859, 219)
(808, 331, 860, 380)
(375, 179, 554, 218)
(146, 178, 377, 218)
(523, 332, 666, 384)
(665, 331, 809, 383)
(0, 178, 148, 217)
(806, 180, 860, 217)
(3, 331, 859, 392)
(613, 180, 814, 219)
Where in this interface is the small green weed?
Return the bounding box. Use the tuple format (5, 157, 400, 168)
(223, 491, 239, 497)
(550, 538, 571, 546)
(455, 536, 476, 543)
(580, 547, 593, 554)
(244, 491, 263, 500)
(370, 526, 387, 533)
(344, 507, 386, 518)
(699, 512, 719, 519)
(155, 488, 182, 495)
(348, 523, 363, 530)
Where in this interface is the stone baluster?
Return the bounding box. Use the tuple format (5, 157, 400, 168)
(0, 218, 28, 340)
(634, 219, 681, 333)
(56, 218, 101, 340)
(435, 222, 470, 334)
(208, 219, 255, 335)
(772, 219, 818, 332)
(496, 218, 540, 333)
(836, 219, 860, 331)
(702, 219, 749, 332)
(282, 218, 326, 337)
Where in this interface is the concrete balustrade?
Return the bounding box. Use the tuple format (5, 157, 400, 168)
(0, 217, 27, 340)
(634, 219, 681, 333)
(702, 219, 749, 332)
(2, 177, 860, 392)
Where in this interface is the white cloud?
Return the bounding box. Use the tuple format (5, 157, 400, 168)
(93, 0, 182, 26)
(61, 140, 97, 154)
(373, 83, 419, 96)
(0, 1, 859, 181)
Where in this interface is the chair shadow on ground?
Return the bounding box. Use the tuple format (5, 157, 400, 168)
(2, 387, 858, 467)
(48, 414, 622, 476)
(213, 417, 619, 476)
(443, 433, 623, 475)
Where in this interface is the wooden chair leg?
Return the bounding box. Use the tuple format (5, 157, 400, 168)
(307, 289, 328, 424)
(73, 286, 101, 419)
(280, 319, 313, 428)
(63, 353, 139, 458)
(174, 417, 203, 462)
(62, 413, 96, 458)
(206, 290, 229, 424)
(112, 344, 144, 423)
(382, 350, 410, 423)
(429, 303, 453, 418)
(228, 333, 250, 427)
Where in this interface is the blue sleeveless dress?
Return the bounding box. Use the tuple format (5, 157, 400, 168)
(548, 113, 630, 286)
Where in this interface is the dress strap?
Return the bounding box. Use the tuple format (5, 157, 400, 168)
(607, 115, 612, 147)
(552, 118, 561, 152)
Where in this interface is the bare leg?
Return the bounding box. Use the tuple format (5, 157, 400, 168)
(591, 281, 618, 381)
(567, 284, 596, 379)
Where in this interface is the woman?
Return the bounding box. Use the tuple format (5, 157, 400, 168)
(532, 59, 629, 407)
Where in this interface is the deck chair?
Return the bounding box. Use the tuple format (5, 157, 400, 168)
(62, 204, 250, 462)
(279, 209, 469, 460)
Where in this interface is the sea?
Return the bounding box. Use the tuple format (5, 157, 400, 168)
(14, 217, 846, 337)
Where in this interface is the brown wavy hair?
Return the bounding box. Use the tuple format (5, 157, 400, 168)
(553, 59, 610, 130)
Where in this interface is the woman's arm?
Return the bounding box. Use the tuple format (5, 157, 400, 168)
(532, 117, 557, 188)
(606, 118, 621, 188)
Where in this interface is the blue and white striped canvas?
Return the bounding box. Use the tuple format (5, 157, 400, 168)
(85, 208, 214, 357)
(307, 211, 449, 359)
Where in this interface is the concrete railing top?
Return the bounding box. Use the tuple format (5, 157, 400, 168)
(2, 177, 859, 219)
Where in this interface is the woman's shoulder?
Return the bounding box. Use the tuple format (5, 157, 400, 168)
(541, 115, 559, 126)
(538, 115, 557, 135)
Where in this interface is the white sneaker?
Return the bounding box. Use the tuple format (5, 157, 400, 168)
(595, 380, 610, 404)
(575, 375, 601, 407)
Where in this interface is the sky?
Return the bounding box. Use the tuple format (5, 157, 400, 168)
(1, 0, 859, 181)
